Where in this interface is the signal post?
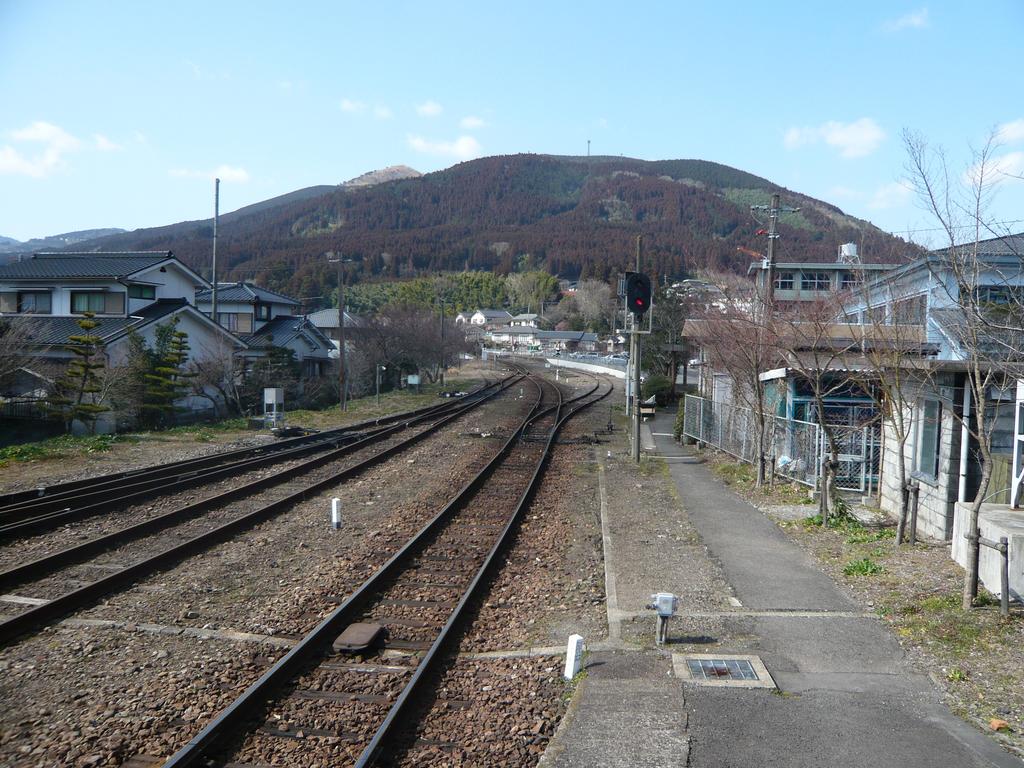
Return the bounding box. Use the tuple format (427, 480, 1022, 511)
(624, 267, 652, 463)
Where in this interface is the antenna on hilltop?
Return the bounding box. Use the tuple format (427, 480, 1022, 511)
(587, 139, 591, 157)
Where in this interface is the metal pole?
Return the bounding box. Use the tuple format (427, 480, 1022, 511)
(338, 259, 347, 411)
(999, 537, 1010, 617)
(211, 178, 220, 322)
(632, 235, 642, 463)
(376, 366, 381, 407)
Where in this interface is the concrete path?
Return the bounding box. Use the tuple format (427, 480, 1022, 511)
(544, 408, 1020, 767)
(648, 412, 1020, 768)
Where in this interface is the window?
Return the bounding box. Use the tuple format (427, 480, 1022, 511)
(17, 291, 51, 314)
(840, 271, 862, 289)
(915, 399, 941, 479)
(217, 312, 238, 331)
(801, 272, 831, 292)
(774, 272, 794, 291)
(71, 292, 107, 313)
(893, 296, 925, 324)
(255, 303, 270, 321)
(128, 284, 156, 300)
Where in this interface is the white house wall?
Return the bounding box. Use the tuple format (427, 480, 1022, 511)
(880, 374, 961, 540)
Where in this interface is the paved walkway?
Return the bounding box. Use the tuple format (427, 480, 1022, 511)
(544, 411, 1021, 767)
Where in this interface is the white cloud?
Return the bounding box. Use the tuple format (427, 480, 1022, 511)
(94, 134, 121, 151)
(460, 115, 486, 130)
(784, 118, 885, 158)
(869, 181, 913, 210)
(882, 8, 929, 32)
(373, 105, 393, 120)
(407, 134, 481, 160)
(170, 164, 250, 183)
(991, 151, 1024, 180)
(0, 121, 81, 177)
(996, 118, 1024, 144)
(416, 100, 443, 117)
(340, 98, 366, 114)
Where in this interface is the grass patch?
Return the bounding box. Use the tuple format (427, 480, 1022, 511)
(846, 527, 896, 544)
(843, 557, 884, 576)
(0, 433, 138, 467)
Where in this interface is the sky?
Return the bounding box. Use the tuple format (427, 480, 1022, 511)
(1, 1, 1023, 248)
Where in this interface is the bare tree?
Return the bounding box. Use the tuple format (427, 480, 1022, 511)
(190, 337, 245, 417)
(0, 317, 36, 393)
(904, 127, 1024, 608)
(692, 275, 777, 487)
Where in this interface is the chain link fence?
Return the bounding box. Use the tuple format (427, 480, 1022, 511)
(682, 395, 880, 492)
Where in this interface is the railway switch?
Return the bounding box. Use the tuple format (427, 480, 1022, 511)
(647, 592, 678, 645)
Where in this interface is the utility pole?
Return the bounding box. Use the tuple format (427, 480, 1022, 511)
(751, 193, 799, 319)
(211, 178, 220, 322)
(327, 252, 348, 411)
(632, 234, 642, 462)
(439, 299, 445, 386)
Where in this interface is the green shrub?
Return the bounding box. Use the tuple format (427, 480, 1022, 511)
(641, 374, 673, 406)
(673, 399, 686, 441)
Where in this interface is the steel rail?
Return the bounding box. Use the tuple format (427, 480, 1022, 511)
(0, 377, 503, 513)
(0, 379, 512, 541)
(0, 373, 526, 648)
(0, 376, 523, 592)
(159, 374, 609, 768)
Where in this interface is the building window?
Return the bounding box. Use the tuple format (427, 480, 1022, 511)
(915, 398, 941, 479)
(255, 303, 270, 321)
(893, 295, 925, 324)
(17, 291, 51, 314)
(217, 312, 238, 331)
(774, 272, 794, 291)
(128, 284, 156, 300)
(801, 272, 831, 292)
(840, 271, 862, 289)
(71, 292, 107, 313)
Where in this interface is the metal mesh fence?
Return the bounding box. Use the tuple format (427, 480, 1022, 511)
(682, 394, 881, 491)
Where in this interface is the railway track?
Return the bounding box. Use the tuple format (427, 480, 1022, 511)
(0, 371, 531, 647)
(157, 371, 611, 768)
(0, 378, 506, 542)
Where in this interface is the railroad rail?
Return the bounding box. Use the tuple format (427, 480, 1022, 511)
(0, 377, 509, 541)
(0, 370, 530, 647)
(159, 371, 611, 768)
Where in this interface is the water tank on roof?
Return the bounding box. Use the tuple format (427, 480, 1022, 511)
(838, 243, 859, 263)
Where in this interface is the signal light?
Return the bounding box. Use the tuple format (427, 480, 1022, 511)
(625, 272, 652, 317)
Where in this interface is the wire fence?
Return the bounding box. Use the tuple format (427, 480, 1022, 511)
(682, 395, 881, 493)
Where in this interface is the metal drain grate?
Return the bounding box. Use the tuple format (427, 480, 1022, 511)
(673, 653, 776, 689)
(686, 658, 758, 681)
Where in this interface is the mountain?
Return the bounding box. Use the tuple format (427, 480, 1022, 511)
(58, 155, 916, 298)
(0, 228, 127, 254)
(342, 165, 422, 188)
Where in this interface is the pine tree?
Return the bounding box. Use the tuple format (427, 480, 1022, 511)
(141, 317, 193, 427)
(49, 312, 110, 433)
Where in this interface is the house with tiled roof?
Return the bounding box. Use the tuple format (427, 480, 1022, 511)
(196, 282, 334, 377)
(0, 252, 248, 427)
(0, 251, 245, 367)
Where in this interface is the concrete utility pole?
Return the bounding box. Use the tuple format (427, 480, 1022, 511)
(632, 234, 642, 463)
(751, 193, 800, 319)
(327, 252, 348, 411)
(211, 178, 220, 322)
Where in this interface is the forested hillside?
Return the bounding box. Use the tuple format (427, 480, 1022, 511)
(70, 154, 917, 299)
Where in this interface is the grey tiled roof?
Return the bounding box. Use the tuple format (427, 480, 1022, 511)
(0, 252, 173, 280)
(196, 282, 300, 306)
(11, 299, 187, 346)
(242, 315, 333, 355)
(305, 308, 364, 328)
(932, 233, 1024, 258)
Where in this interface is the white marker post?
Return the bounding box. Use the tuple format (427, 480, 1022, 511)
(331, 498, 342, 530)
(564, 634, 585, 680)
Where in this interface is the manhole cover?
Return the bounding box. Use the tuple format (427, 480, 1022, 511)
(673, 653, 776, 689)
